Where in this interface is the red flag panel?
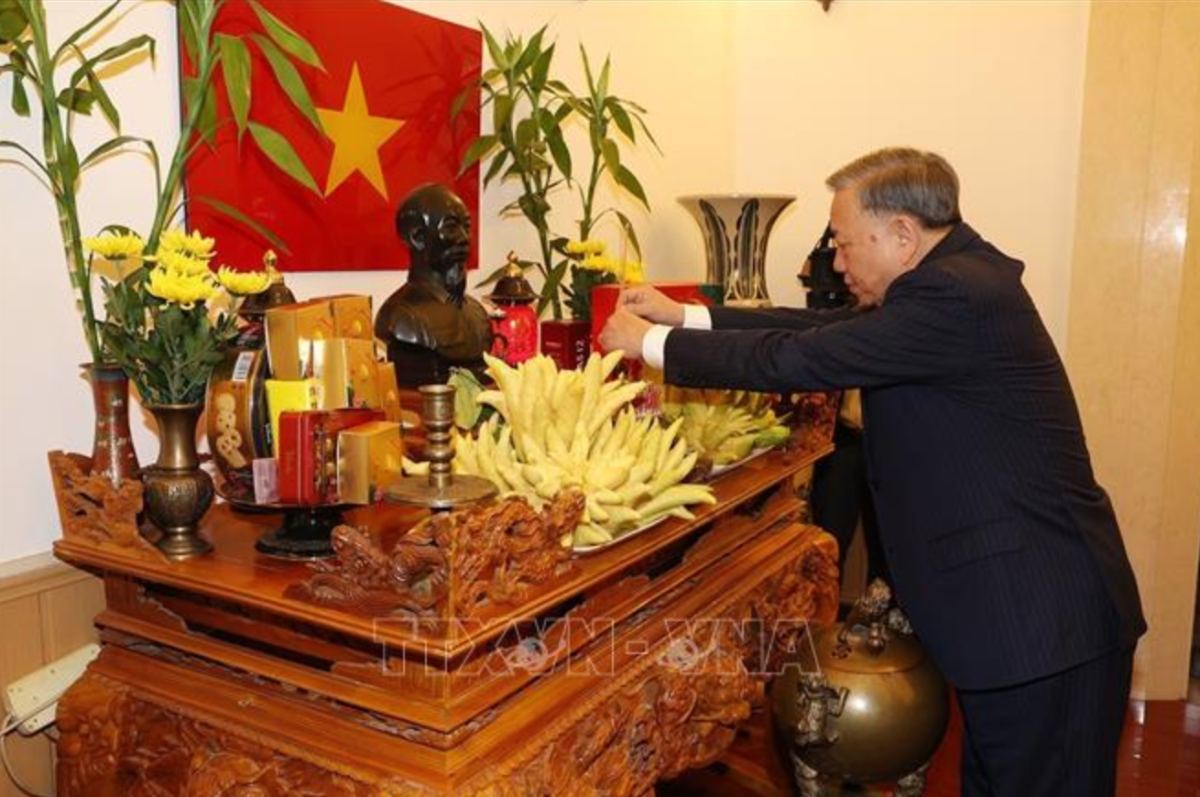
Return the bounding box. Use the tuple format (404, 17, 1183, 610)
(182, 0, 481, 272)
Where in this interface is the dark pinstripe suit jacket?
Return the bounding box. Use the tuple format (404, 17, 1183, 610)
(664, 223, 1146, 689)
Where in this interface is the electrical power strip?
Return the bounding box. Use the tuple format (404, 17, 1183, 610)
(3, 644, 99, 735)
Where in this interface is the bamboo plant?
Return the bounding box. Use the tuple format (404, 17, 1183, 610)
(0, 0, 324, 363)
(456, 24, 658, 319)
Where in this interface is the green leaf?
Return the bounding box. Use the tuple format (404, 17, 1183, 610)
(633, 112, 662, 154)
(600, 137, 620, 175)
(216, 34, 251, 138)
(178, 0, 199, 65)
(608, 99, 635, 141)
(531, 43, 554, 91)
(80, 135, 151, 170)
(251, 34, 322, 134)
(544, 125, 571, 183)
(515, 117, 537, 152)
(70, 35, 155, 89)
(9, 70, 28, 116)
(249, 0, 324, 70)
(537, 259, 571, 317)
(459, 134, 497, 175)
(480, 22, 507, 69)
(52, 0, 119, 59)
(613, 165, 649, 208)
(513, 25, 546, 76)
(247, 121, 321, 195)
(195, 194, 291, 254)
(580, 44, 596, 96)
(492, 93, 514, 133)
(482, 147, 509, 187)
(597, 55, 611, 103)
(0, 139, 50, 180)
(615, 209, 642, 259)
(57, 87, 95, 115)
(76, 53, 119, 131)
(0, 0, 28, 43)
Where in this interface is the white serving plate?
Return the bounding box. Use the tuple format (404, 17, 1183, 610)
(572, 514, 670, 555)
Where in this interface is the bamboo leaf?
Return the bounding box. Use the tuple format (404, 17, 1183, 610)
(480, 22, 507, 69)
(80, 135, 151, 170)
(57, 87, 95, 115)
(615, 209, 642, 259)
(537, 259, 570, 317)
(195, 195, 291, 254)
(544, 125, 571, 183)
(482, 147, 508, 187)
(9, 70, 28, 116)
(580, 44, 596, 96)
(597, 55, 610, 103)
(450, 83, 471, 121)
(73, 53, 120, 131)
(514, 117, 537, 152)
(0, 0, 27, 43)
(608, 99, 635, 141)
(0, 139, 50, 180)
(247, 122, 321, 195)
(70, 35, 155, 89)
(493, 93, 514, 133)
(51, 0, 118, 58)
(613, 165, 649, 208)
(459, 134, 497, 175)
(251, 34, 322, 134)
(249, 0, 324, 70)
(513, 25, 545, 75)
(178, 0, 199, 65)
(531, 43, 554, 91)
(216, 34, 251, 139)
(633, 113, 662, 154)
(600, 137, 620, 176)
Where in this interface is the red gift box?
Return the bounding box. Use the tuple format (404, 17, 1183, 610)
(277, 408, 383, 505)
(590, 282, 722, 355)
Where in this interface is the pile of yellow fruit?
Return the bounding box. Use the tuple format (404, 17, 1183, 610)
(452, 352, 716, 548)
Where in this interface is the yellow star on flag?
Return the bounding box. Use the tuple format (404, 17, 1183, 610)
(316, 63, 405, 200)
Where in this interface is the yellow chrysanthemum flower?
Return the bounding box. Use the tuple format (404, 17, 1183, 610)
(159, 228, 216, 259)
(582, 254, 621, 274)
(566, 239, 607, 256)
(216, 267, 272, 296)
(621, 260, 646, 284)
(146, 266, 217, 307)
(83, 232, 144, 260)
(154, 248, 212, 277)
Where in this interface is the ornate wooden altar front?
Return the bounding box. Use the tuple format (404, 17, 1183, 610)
(50, 403, 839, 797)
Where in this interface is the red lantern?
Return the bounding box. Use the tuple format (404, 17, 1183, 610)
(486, 254, 539, 365)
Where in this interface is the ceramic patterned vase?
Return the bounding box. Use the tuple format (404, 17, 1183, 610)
(679, 194, 795, 306)
(85, 362, 140, 486)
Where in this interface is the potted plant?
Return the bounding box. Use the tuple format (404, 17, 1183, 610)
(457, 25, 658, 328)
(1, 0, 324, 489)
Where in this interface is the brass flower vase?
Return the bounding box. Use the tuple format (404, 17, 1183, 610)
(85, 362, 140, 486)
(143, 403, 214, 560)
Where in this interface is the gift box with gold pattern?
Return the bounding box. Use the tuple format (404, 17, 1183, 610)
(265, 300, 335, 380)
(313, 338, 379, 410)
(336, 420, 404, 504)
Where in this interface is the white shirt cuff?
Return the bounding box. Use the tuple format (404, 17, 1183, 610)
(682, 304, 713, 330)
(642, 324, 672, 370)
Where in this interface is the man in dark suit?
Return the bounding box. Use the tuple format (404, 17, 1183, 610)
(600, 148, 1145, 797)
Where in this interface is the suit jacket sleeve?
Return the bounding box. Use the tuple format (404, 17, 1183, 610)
(708, 304, 856, 331)
(665, 268, 972, 392)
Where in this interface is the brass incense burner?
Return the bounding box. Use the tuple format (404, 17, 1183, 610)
(770, 580, 949, 796)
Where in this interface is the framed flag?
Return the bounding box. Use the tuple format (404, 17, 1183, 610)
(182, 0, 482, 272)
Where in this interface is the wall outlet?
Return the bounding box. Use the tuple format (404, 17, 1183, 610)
(3, 644, 99, 735)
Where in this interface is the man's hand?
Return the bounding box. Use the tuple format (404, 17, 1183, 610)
(619, 285, 685, 326)
(599, 307, 653, 362)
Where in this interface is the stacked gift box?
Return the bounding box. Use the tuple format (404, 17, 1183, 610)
(208, 294, 406, 507)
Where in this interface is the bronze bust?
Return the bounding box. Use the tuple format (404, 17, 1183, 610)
(374, 184, 492, 388)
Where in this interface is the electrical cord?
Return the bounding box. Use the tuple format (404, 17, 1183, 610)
(1, 712, 55, 797)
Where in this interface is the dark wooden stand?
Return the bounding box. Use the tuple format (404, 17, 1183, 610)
(51, 399, 840, 796)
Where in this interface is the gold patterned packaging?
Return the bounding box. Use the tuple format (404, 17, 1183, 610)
(319, 294, 374, 340)
(376, 363, 404, 423)
(265, 300, 335, 380)
(312, 338, 379, 410)
(206, 347, 271, 501)
(336, 420, 404, 504)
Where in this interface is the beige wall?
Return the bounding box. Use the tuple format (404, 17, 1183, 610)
(1066, 0, 1200, 700)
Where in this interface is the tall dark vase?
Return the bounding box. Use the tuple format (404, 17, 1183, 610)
(143, 403, 214, 560)
(85, 362, 140, 486)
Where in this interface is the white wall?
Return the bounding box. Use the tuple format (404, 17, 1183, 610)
(0, 0, 1090, 564)
(734, 0, 1091, 333)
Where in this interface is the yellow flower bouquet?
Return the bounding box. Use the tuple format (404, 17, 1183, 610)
(96, 228, 270, 405)
(565, 239, 645, 322)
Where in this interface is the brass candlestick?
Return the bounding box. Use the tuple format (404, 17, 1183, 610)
(385, 384, 498, 511)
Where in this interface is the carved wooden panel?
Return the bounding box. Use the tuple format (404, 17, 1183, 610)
(48, 452, 148, 552)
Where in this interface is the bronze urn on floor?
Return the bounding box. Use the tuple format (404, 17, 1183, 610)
(770, 580, 949, 796)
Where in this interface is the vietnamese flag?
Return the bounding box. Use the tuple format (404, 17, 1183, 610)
(183, 0, 481, 272)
